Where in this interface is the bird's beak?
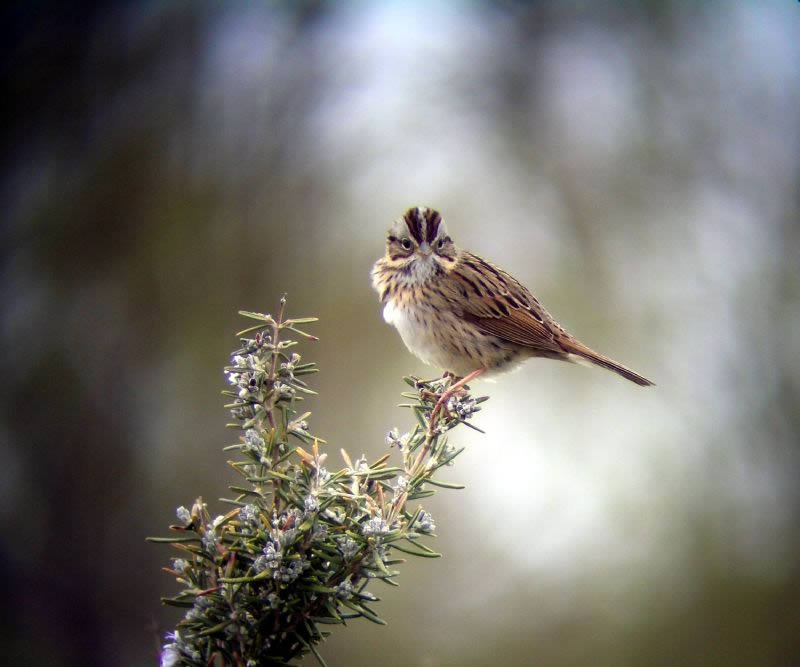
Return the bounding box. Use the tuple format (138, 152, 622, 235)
(419, 242, 432, 256)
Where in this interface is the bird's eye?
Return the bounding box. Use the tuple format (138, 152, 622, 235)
(437, 238, 445, 250)
(401, 239, 412, 250)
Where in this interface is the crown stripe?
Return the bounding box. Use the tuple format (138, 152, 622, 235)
(424, 209, 442, 243)
(403, 208, 425, 244)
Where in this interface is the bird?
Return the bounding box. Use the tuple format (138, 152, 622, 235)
(371, 206, 653, 409)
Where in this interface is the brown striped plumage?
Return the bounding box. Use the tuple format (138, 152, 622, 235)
(371, 206, 654, 386)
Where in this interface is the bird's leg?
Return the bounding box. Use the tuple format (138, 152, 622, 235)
(430, 368, 485, 424)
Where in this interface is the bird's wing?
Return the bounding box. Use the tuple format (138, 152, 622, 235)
(443, 251, 566, 354)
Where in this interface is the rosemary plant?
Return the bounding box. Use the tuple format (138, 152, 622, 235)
(150, 298, 487, 666)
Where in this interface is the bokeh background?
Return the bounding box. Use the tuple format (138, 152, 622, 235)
(2, 1, 799, 665)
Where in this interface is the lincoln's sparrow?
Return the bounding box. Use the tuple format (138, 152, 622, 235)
(371, 206, 654, 402)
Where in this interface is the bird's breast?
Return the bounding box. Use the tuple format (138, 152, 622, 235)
(382, 297, 444, 368)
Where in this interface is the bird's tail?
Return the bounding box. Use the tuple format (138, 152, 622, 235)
(563, 339, 655, 387)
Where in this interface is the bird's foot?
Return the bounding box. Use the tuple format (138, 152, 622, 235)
(430, 368, 485, 424)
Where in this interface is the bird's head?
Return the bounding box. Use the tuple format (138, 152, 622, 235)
(383, 206, 458, 282)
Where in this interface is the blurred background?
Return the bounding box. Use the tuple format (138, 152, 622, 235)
(2, 1, 799, 665)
